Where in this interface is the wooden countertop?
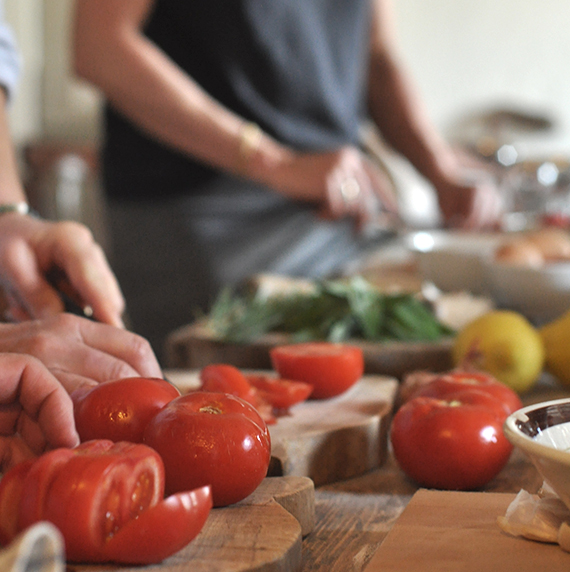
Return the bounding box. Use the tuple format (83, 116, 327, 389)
(299, 378, 570, 572)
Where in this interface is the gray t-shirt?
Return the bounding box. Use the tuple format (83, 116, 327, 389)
(103, 0, 372, 197)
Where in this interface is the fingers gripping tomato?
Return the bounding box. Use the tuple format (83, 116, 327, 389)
(72, 377, 180, 443)
(390, 393, 513, 491)
(270, 342, 364, 399)
(144, 391, 271, 507)
(0, 440, 212, 564)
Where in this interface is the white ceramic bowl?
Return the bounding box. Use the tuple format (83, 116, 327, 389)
(504, 398, 570, 511)
(484, 259, 570, 324)
(405, 230, 500, 295)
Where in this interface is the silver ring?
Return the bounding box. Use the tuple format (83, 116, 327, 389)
(339, 177, 361, 204)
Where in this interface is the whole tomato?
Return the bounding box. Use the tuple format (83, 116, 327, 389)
(0, 440, 212, 564)
(390, 392, 513, 491)
(72, 377, 180, 443)
(143, 391, 271, 507)
(403, 370, 523, 416)
(270, 342, 364, 399)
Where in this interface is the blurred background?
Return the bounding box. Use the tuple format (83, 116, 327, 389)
(5, 0, 570, 237)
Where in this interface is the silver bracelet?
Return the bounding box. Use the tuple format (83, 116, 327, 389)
(0, 202, 29, 216)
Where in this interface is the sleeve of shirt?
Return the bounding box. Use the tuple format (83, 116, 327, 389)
(0, 4, 21, 101)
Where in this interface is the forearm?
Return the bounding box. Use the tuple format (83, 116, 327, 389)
(367, 53, 459, 186)
(366, 0, 460, 187)
(72, 0, 290, 183)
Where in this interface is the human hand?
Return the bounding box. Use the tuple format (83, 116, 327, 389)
(264, 146, 400, 232)
(0, 314, 162, 395)
(0, 353, 79, 472)
(433, 171, 503, 230)
(0, 213, 125, 326)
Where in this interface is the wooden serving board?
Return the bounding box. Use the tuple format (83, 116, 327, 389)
(164, 322, 453, 379)
(67, 476, 314, 572)
(365, 489, 570, 572)
(165, 370, 399, 487)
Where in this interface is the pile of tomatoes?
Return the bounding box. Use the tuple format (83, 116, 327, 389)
(390, 369, 523, 491)
(0, 341, 364, 565)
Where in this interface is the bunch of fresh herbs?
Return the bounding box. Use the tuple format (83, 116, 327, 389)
(206, 276, 454, 344)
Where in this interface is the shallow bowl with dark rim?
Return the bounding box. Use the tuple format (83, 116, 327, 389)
(504, 398, 570, 510)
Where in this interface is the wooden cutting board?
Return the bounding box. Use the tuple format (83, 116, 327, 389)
(164, 322, 453, 379)
(166, 370, 399, 487)
(67, 476, 314, 572)
(365, 489, 570, 572)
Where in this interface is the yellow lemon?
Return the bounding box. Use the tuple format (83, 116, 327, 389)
(452, 310, 544, 393)
(539, 309, 570, 387)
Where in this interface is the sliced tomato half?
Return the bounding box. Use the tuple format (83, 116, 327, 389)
(244, 374, 312, 410)
(0, 459, 33, 545)
(199, 364, 276, 424)
(270, 342, 364, 399)
(0, 440, 213, 564)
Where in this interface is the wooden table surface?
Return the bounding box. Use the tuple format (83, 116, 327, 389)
(298, 377, 570, 572)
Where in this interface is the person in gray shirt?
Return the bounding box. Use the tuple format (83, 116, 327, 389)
(73, 0, 502, 359)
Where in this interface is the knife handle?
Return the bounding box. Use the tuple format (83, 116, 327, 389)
(45, 266, 95, 320)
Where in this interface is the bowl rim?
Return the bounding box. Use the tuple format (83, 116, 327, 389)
(504, 398, 570, 467)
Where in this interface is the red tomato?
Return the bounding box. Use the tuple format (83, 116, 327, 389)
(0, 459, 33, 545)
(143, 391, 271, 507)
(72, 377, 180, 443)
(0, 440, 212, 564)
(270, 342, 364, 399)
(244, 374, 313, 410)
(390, 394, 513, 491)
(200, 364, 257, 403)
(199, 364, 276, 424)
(405, 370, 523, 416)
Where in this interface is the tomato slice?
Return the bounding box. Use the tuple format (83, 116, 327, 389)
(0, 440, 212, 563)
(199, 364, 258, 404)
(244, 374, 312, 410)
(270, 342, 364, 399)
(0, 459, 33, 545)
(102, 486, 212, 564)
(18, 448, 76, 532)
(43, 441, 164, 562)
(199, 364, 276, 425)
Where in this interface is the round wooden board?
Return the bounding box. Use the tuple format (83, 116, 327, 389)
(66, 476, 314, 572)
(165, 323, 453, 380)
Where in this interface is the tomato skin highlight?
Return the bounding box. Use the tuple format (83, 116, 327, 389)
(390, 395, 513, 491)
(72, 377, 180, 443)
(144, 391, 271, 507)
(0, 440, 212, 564)
(270, 342, 364, 399)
